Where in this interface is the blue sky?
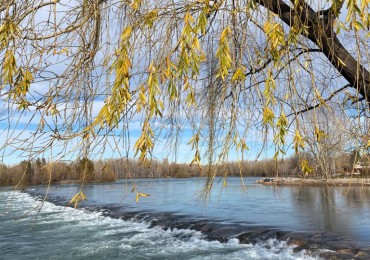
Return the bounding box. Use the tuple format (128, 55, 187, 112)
(0, 87, 284, 166)
(1, 0, 361, 166)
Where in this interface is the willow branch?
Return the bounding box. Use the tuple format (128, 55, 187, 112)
(288, 84, 351, 117)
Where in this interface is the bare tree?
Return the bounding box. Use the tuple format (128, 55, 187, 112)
(1, 0, 370, 189)
(301, 108, 348, 179)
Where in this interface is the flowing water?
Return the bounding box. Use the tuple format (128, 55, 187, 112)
(1, 177, 370, 259)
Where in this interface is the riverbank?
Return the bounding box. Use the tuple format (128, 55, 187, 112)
(256, 177, 370, 186)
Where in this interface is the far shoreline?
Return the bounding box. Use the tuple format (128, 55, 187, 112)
(4, 176, 370, 189)
(256, 177, 370, 186)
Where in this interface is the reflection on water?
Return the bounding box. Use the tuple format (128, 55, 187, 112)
(27, 177, 370, 244)
(291, 185, 370, 240)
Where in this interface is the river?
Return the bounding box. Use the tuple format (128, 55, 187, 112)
(1, 177, 370, 259)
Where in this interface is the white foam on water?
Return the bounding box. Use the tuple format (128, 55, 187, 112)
(0, 191, 321, 259)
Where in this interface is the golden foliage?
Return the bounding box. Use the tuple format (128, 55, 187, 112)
(301, 159, 313, 176)
(68, 191, 87, 208)
(293, 130, 305, 154)
(216, 26, 232, 80)
(134, 120, 155, 161)
(274, 112, 288, 159)
(1, 50, 17, 86)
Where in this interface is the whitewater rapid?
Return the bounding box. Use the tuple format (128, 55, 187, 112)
(0, 190, 319, 259)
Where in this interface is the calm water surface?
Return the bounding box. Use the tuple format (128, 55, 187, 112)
(1, 177, 370, 259)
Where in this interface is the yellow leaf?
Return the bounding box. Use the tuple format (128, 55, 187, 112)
(135, 191, 150, 204)
(262, 106, 275, 126)
(68, 191, 87, 208)
(192, 37, 200, 50)
(197, 10, 208, 35)
(293, 130, 305, 153)
(121, 26, 132, 41)
(353, 20, 364, 30)
(130, 0, 142, 10)
(301, 159, 313, 175)
(216, 26, 232, 80)
(80, 191, 86, 200)
(188, 133, 200, 149)
(240, 139, 249, 151)
(184, 12, 195, 24)
(138, 192, 150, 198)
(337, 57, 346, 67)
(190, 150, 201, 166)
(2, 50, 17, 84)
(315, 127, 327, 142)
(231, 67, 246, 82)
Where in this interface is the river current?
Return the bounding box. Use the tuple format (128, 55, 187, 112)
(1, 177, 370, 259)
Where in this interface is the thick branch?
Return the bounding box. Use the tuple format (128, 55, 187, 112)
(257, 0, 370, 108)
(317, 1, 345, 17)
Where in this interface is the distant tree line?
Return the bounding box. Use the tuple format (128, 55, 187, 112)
(0, 151, 367, 187)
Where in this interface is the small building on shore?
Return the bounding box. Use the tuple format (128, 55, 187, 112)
(353, 162, 370, 175)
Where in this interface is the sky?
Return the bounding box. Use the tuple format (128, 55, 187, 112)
(0, 82, 282, 165)
(0, 0, 362, 166)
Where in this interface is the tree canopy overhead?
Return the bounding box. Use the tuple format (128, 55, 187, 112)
(1, 0, 370, 183)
